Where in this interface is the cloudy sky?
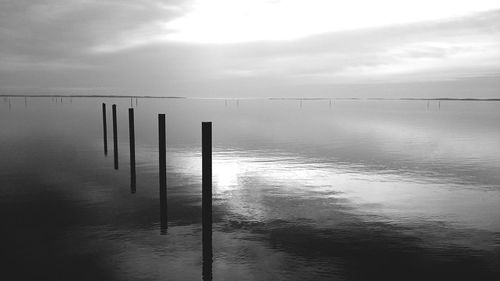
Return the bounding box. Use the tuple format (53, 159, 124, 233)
(1, 0, 499, 97)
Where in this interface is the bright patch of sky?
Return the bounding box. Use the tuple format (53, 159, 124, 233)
(165, 0, 500, 43)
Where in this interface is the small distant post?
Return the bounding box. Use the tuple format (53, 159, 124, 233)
(129, 108, 136, 193)
(102, 103, 108, 156)
(159, 114, 167, 233)
(112, 104, 118, 169)
(202, 122, 213, 280)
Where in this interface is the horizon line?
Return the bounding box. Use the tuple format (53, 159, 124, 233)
(1, 95, 500, 101)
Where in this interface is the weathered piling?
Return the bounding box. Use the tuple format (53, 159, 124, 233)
(102, 103, 108, 156)
(202, 122, 213, 281)
(159, 114, 167, 232)
(112, 104, 118, 169)
(129, 108, 136, 194)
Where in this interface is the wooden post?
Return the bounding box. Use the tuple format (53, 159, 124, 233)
(112, 104, 118, 169)
(202, 122, 212, 281)
(102, 103, 108, 156)
(159, 114, 167, 232)
(129, 108, 136, 194)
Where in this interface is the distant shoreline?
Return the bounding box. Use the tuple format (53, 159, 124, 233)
(1, 95, 499, 101)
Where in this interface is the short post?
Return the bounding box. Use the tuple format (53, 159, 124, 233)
(202, 122, 212, 281)
(158, 114, 167, 233)
(112, 104, 118, 169)
(102, 103, 108, 156)
(129, 108, 136, 193)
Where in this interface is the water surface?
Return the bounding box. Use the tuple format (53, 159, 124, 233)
(1, 97, 499, 280)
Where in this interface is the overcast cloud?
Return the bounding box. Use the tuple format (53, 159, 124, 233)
(0, 0, 499, 97)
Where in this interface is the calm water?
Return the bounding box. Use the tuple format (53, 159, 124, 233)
(1, 97, 499, 281)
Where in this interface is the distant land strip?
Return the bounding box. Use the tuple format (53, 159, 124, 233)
(0, 94, 499, 101)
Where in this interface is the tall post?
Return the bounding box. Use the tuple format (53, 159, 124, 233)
(102, 103, 108, 156)
(159, 114, 167, 233)
(202, 122, 213, 281)
(129, 108, 136, 194)
(112, 104, 118, 169)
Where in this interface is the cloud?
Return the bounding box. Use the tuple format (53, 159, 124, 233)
(0, 0, 190, 67)
(0, 1, 499, 97)
(199, 10, 500, 83)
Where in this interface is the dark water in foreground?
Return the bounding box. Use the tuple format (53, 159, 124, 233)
(1, 97, 499, 281)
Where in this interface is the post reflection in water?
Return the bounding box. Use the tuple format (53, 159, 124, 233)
(202, 229, 213, 281)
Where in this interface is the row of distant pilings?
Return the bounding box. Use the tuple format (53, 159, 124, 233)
(101, 103, 213, 280)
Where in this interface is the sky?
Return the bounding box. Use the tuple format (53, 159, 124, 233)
(0, 0, 500, 98)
